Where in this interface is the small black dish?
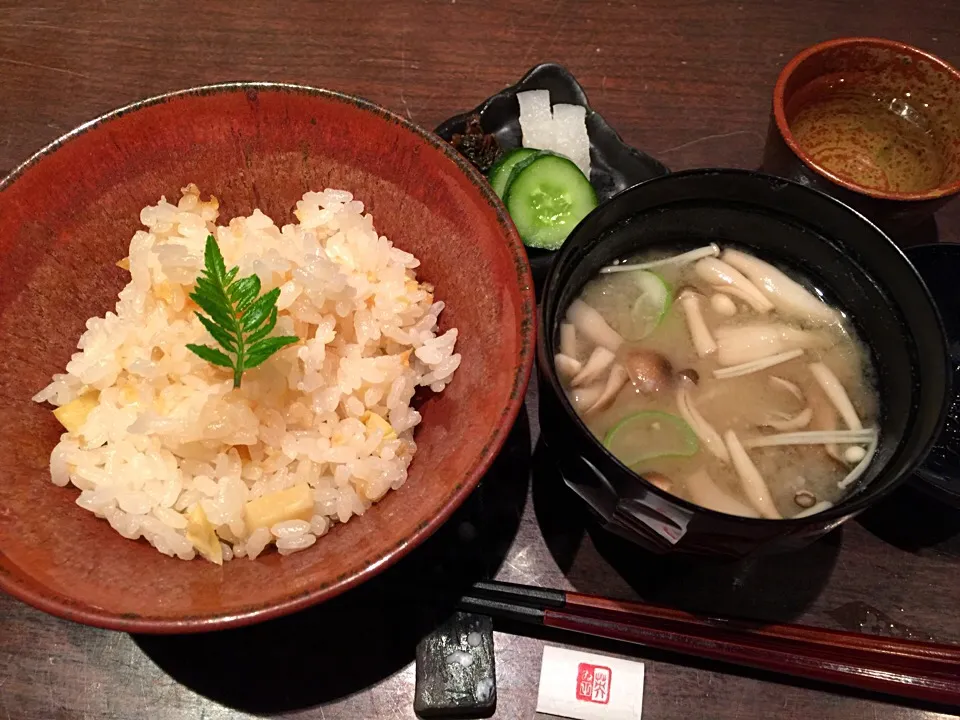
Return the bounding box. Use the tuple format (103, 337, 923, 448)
(435, 63, 670, 289)
(904, 243, 960, 508)
(537, 169, 951, 559)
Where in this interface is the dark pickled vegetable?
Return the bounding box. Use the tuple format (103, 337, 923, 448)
(450, 114, 502, 173)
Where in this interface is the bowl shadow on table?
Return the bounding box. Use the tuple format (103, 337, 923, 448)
(133, 408, 532, 715)
(857, 480, 960, 554)
(530, 440, 840, 624)
(888, 214, 940, 249)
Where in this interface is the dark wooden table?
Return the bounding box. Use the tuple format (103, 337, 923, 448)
(2, 1, 959, 718)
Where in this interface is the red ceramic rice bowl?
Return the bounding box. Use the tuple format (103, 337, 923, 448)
(0, 83, 534, 633)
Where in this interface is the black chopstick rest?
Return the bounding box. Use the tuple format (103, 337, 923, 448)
(414, 612, 496, 718)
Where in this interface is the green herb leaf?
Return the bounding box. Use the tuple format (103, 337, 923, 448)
(204, 235, 227, 284)
(228, 275, 260, 310)
(193, 276, 218, 297)
(245, 336, 299, 368)
(241, 287, 281, 332)
(195, 312, 237, 351)
(186, 235, 299, 387)
(246, 306, 278, 344)
(186, 343, 234, 368)
(189, 288, 233, 328)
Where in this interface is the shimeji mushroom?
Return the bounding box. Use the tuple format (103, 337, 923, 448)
(686, 468, 760, 518)
(808, 362, 863, 430)
(763, 376, 813, 431)
(837, 432, 879, 490)
(794, 490, 817, 509)
(744, 428, 877, 448)
(721, 249, 842, 325)
(807, 378, 846, 464)
(572, 346, 617, 387)
(710, 293, 739, 317)
(844, 446, 867, 463)
(794, 500, 834, 518)
(808, 361, 870, 465)
(584, 364, 629, 415)
(677, 386, 730, 463)
(770, 376, 804, 400)
(724, 429, 782, 519)
(714, 323, 827, 367)
(567, 363, 629, 416)
(678, 288, 717, 358)
(765, 407, 813, 432)
(644, 471, 673, 493)
(694, 257, 774, 313)
(623, 348, 675, 394)
(566, 299, 623, 352)
(569, 383, 604, 413)
(712, 349, 805, 379)
(559, 322, 578, 358)
(554, 353, 582, 382)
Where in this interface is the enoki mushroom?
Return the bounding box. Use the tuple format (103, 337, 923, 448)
(713, 349, 804, 379)
(600, 244, 720, 275)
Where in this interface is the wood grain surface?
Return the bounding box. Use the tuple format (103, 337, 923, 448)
(1, 1, 959, 718)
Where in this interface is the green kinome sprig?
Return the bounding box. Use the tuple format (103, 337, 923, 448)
(186, 235, 298, 388)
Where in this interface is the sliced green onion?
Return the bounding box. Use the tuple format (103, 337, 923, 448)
(603, 410, 699, 467)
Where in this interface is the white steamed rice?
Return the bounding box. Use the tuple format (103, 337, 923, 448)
(33, 184, 460, 563)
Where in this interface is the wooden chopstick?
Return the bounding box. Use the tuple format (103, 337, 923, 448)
(460, 580, 960, 706)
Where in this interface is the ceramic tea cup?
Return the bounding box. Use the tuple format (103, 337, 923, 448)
(763, 37, 960, 235)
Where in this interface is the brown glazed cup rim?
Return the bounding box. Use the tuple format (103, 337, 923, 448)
(0, 82, 536, 633)
(773, 36, 960, 202)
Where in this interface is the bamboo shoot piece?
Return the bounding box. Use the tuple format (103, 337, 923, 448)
(53, 393, 99, 434)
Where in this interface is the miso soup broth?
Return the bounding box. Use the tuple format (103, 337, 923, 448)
(556, 244, 879, 520)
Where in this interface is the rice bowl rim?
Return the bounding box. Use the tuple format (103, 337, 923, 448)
(0, 82, 536, 633)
